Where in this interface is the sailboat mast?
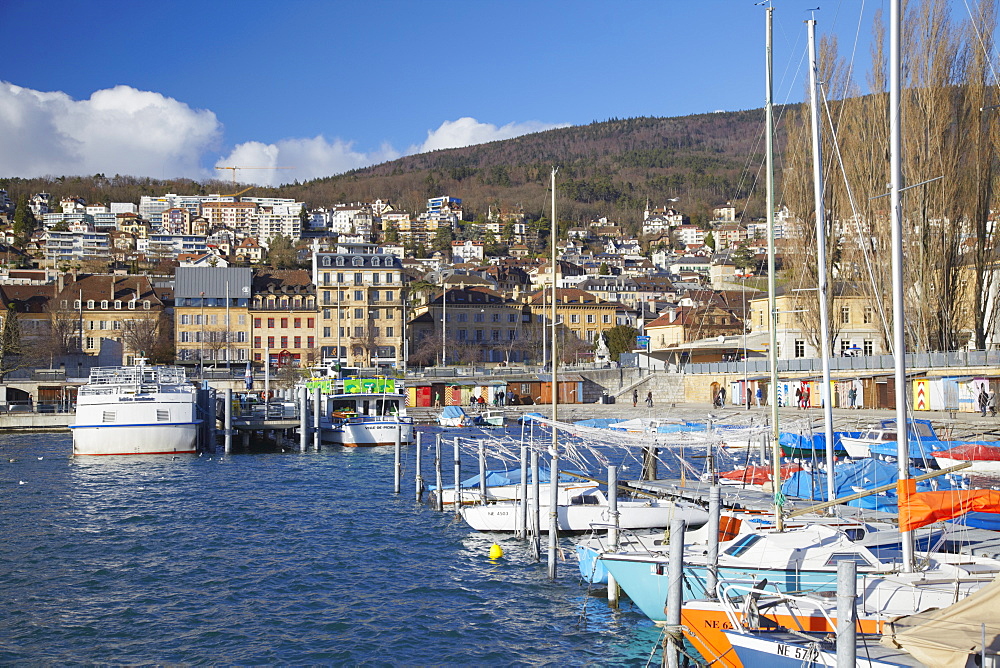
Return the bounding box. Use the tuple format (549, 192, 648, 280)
(765, 5, 784, 532)
(548, 166, 560, 579)
(889, 0, 914, 572)
(807, 18, 837, 507)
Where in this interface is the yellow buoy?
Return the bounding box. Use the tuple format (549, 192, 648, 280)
(489, 543, 504, 560)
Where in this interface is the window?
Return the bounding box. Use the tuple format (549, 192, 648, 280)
(794, 339, 806, 358)
(254, 318, 261, 328)
(841, 306, 850, 324)
(492, 330, 500, 341)
(294, 318, 301, 328)
(371, 256, 380, 267)
(238, 315, 246, 325)
(509, 330, 516, 340)
(61, 300, 68, 309)
(354, 290, 363, 301)
(86, 337, 95, 349)
(114, 300, 122, 309)
(587, 314, 595, 324)
(210, 314, 217, 326)
(352, 256, 363, 266)
(323, 291, 331, 305)
(570, 315, 579, 324)
(180, 332, 190, 342)
(457, 330, 467, 341)
(474, 312, 484, 323)
(457, 313, 467, 322)
(307, 336, 314, 348)
(267, 318, 275, 328)
(492, 313, 500, 322)
(101, 300, 108, 309)
(280, 318, 288, 328)
(336, 256, 345, 267)
(509, 314, 516, 323)
(74, 300, 81, 309)
(372, 327, 380, 338)
(354, 327, 363, 337)
(371, 309, 380, 319)
(323, 309, 330, 320)
(371, 291, 379, 302)
(143, 301, 150, 309)
(373, 273, 380, 285)
(384, 328, 392, 338)
(293, 336, 301, 348)
(385, 272, 393, 284)
(267, 337, 275, 348)
(337, 273, 344, 284)
(322, 256, 331, 267)
(323, 327, 331, 337)
(181, 314, 190, 325)
(254, 337, 261, 348)
(864, 340, 873, 356)
(603, 314, 611, 324)
(354, 308, 363, 319)
(87, 300, 95, 309)
(863, 306, 873, 324)
(475, 330, 483, 341)
(280, 336, 288, 348)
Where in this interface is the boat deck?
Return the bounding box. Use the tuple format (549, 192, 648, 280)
(630, 477, 1000, 558)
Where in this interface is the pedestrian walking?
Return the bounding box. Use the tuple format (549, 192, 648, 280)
(980, 386, 989, 417)
(803, 386, 811, 408)
(990, 389, 997, 418)
(794, 386, 801, 409)
(719, 386, 727, 408)
(755, 387, 763, 407)
(848, 386, 857, 409)
(633, 388, 638, 407)
(645, 391, 653, 408)
(506, 389, 514, 406)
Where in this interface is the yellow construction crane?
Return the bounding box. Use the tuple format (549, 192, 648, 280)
(215, 166, 295, 185)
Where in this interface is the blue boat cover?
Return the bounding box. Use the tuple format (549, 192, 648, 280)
(781, 458, 954, 505)
(440, 406, 468, 420)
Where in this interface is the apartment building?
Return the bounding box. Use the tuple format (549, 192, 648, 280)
(250, 270, 317, 367)
(174, 267, 252, 367)
(312, 247, 406, 370)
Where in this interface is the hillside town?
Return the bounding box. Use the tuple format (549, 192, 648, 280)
(2, 183, 992, 395)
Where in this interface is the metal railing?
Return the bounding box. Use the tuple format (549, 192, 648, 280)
(682, 350, 1000, 376)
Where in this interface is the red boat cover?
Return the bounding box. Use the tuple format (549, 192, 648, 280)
(898, 478, 1000, 531)
(930, 443, 1000, 461)
(719, 464, 802, 485)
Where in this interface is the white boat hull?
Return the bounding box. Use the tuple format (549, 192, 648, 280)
(840, 436, 873, 458)
(321, 420, 414, 447)
(432, 482, 597, 507)
(71, 423, 199, 456)
(934, 455, 1000, 474)
(461, 499, 708, 533)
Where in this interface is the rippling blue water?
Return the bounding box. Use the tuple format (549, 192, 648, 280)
(1, 430, 662, 665)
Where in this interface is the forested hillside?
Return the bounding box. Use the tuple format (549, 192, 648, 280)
(1, 108, 787, 230)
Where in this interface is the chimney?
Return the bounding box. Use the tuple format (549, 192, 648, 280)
(57, 273, 64, 293)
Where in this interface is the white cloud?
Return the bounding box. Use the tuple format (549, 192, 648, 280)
(0, 81, 567, 186)
(410, 117, 568, 154)
(0, 82, 221, 179)
(215, 137, 401, 187)
(220, 117, 568, 186)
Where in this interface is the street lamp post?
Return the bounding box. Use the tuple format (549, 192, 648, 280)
(440, 278, 447, 367)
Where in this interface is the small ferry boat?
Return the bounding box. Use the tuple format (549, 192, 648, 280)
(70, 361, 201, 456)
(310, 376, 414, 447)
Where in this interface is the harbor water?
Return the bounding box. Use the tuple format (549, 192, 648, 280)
(1, 429, 661, 665)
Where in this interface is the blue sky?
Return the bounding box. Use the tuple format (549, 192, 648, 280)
(0, 0, 921, 186)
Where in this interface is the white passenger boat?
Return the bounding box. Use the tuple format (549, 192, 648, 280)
(316, 377, 414, 447)
(70, 361, 201, 456)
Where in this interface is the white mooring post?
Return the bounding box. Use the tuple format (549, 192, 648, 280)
(837, 560, 857, 666)
(312, 387, 321, 451)
(453, 437, 462, 518)
(435, 434, 444, 512)
(517, 443, 528, 539)
(608, 464, 619, 607)
(415, 432, 423, 502)
(393, 422, 401, 495)
(530, 449, 541, 561)
(478, 439, 487, 504)
(707, 485, 721, 599)
(224, 388, 233, 455)
(299, 385, 308, 452)
(665, 519, 686, 668)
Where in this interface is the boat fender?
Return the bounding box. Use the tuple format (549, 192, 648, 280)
(489, 543, 504, 560)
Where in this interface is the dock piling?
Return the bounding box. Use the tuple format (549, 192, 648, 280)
(478, 439, 487, 504)
(312, 387, 321, 451)
(453, 437, 462, 518)
(837, 560, 857, 666)
(224, 388, 233, 454)
(299, 385, 308, 452)
(516, 444, 528, 539)
(415, 432, 423, 502)
(393, 422, 401, 494)
(435, 434, 444, 511)
(530, 449, 541, 561)
(707, 485, 720, 599)
(608, 464, 619, 607)
(665, 518, 686, 668)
